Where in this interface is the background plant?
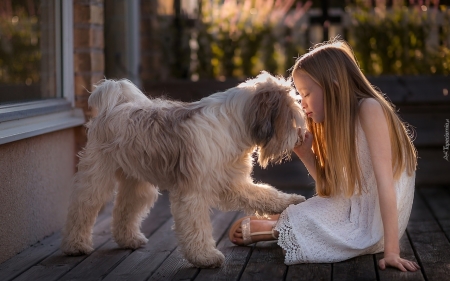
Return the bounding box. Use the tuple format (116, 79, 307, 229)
(157, 0, 450, 79)
(195, 0, 312, 79)
(0, 1, 41, 84)
(346, 0, 450, 75)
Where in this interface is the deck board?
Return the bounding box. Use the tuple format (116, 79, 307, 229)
(2, 187, 449, 281)
(194, 214, 252, 281)
(420, 187, 450, 240)
(0, 202, 114, 281)
(285, 263, 331, 281)
(103, 218, 178, 281)
(147, 210, 237, 281)
(13, 217, 113, 281)
(239, 241, 287, 281)
(407, 191, 450, 281)
(332, 255, 377, 281)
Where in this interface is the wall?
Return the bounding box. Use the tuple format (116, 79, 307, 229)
(0, 129, 76, 263)
(73, 0, 105, 151)
(0, 0, 105, 264)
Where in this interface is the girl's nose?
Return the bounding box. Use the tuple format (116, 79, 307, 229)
(300, 100, 307, 109)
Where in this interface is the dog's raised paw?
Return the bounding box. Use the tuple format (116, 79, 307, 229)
(290, 194, 306, 204)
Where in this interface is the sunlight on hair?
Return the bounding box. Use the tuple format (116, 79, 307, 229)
(290, 37, 418, 198)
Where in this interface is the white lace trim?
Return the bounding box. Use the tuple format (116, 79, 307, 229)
(274, 208, 304, 265)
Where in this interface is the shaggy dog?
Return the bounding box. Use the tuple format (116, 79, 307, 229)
(61, 72, 306, 268)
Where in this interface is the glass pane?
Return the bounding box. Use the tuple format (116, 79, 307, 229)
(0, 0, 57, 104)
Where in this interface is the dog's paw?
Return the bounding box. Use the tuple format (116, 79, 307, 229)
(187, 248, 225, 268)
(289, 194, 306, 204)
(259, 193, 306, 214)
(114, 232, 148, 249)
(61, 241, 94, 256)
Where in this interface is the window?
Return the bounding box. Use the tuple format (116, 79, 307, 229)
(0, 0, 59, 104)
(0, 0, 83, 145)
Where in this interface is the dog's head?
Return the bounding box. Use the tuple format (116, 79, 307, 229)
(242, 71, 306, 168)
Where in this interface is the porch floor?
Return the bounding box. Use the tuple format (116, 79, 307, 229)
(0, 185, 449, 281)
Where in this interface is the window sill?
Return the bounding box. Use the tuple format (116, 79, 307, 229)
(0, 100, 85, 145)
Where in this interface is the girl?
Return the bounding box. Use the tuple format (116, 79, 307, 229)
(228, 38, 420, 272)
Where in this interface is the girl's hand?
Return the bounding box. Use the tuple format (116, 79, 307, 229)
(293, 129, 313, 160)
(379, 253, 420, 272)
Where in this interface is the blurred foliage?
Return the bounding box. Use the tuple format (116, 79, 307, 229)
(0, 1, 41, 85)
(346, 1, 450, 75)
(195, 0, 312, 79)
(186, 0, 450, 79)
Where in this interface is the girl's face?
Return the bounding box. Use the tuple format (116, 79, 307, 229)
(293, 70, 325, 123)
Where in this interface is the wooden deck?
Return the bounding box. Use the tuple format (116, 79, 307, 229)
(0, 185, 449, 281)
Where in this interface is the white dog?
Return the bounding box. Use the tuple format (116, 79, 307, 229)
(61, 72, 306, 268)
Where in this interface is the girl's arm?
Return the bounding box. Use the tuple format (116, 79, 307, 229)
(293, 130, 317, 181)
(359, 98, 419, 272)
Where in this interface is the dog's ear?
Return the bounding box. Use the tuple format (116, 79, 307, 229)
(247, 91, 278, 147)
(247, 90, 299, 168)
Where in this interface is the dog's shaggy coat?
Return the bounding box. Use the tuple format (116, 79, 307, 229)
(61, 72, 306, 268)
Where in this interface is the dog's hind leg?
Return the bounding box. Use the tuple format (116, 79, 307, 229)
(112, 169, 158, 249)
(169, 192, 225, 268)
(61, 152, 117, 256)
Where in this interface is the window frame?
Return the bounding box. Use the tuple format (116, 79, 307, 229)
(0, 0, 84, 145)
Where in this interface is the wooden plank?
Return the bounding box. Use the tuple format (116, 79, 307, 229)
(148, 210, 238, 281)
(332, 254, 377, 281)
(441, 219, 450, 241)
(367, 76, 408, 103)
(102, 218, 178, 281)
(375, 233, 424, 281)
(420, 186, 450, 240)
(406, 190, 450, 281)
(400, 113, 448, 147)
(13, 216, 113, 281)
(140, 191, 172, 236)
(239, 241, 287, 281)
(192, 212, 251, 281)
(58, 191, 172, 281)
(415, 150, 450, 186)
(401, 76, 450, 104)
(150, 258, 199, 281)
(11, 191, 172, 281)
(0, 202, 114, 281)
(409, 189, 435, 223)
(57, 239, 132, 281)
(0, 233, 60, 281)
(285, 263, 331, 281)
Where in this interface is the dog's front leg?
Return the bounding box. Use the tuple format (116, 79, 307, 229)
(237, 182, 305, 215)
(169, 192, 224, 268)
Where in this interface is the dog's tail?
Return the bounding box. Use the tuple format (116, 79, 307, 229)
(88, 79, 149, 116)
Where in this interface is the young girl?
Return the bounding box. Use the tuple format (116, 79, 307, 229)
(228, 38, 420, 272)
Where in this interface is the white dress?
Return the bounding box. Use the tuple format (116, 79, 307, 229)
(275, 99, 416, 264)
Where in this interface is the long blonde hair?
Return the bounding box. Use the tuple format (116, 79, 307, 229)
(292, 39, 417, 197)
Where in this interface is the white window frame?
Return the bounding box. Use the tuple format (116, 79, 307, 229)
(0, 0, 84, 145)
